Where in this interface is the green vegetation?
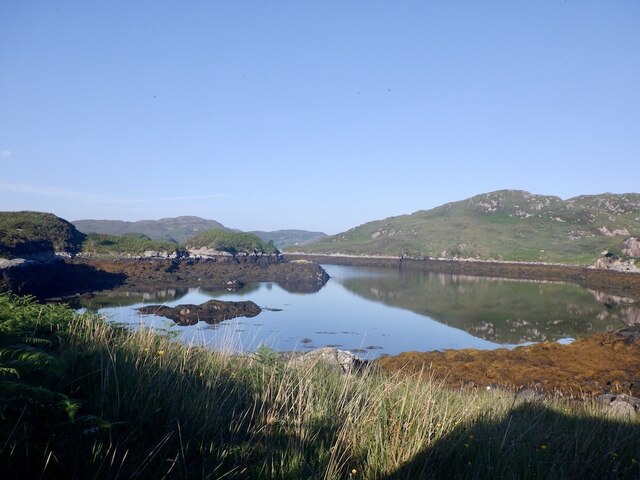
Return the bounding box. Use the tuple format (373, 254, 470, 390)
(2, 293, 640, 479)
(0, 211, 85, 257)
(80, 232, 185, 256)
(293, 190, 640, 265)
(188, 229, 279, 255)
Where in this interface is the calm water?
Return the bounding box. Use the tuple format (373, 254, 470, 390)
(77, 264, 639, 358)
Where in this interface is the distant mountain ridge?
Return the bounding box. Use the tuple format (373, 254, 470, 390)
(249, 230, 328, 248)
(73, 217, 328, 248)
(292, 190, 640, 266)
(73, 216, 230, 244)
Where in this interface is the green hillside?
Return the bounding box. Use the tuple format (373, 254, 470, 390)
(0, 211, 85, 257)
(187, 229, 279, 255)
(292, 190, 640, 265)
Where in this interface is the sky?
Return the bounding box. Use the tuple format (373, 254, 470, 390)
(1, 1, 639, 234)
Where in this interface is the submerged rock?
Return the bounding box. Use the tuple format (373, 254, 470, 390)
(138, 299, 261, 326)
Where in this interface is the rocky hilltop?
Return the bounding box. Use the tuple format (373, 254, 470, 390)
(293, 190, 640, 267)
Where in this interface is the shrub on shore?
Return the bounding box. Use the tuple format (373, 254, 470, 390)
(1, 293, 639, 479)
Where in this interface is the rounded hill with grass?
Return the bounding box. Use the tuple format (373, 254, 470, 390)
(187, 229, 279, 255)
(0, 211, 86, 257)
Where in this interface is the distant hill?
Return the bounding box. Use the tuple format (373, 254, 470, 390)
(0, 212, 189, 258)
(74, 216, 327, 249)
(249, 230, 328, 249)
(73, 216, 231, 244)
(292, 190, 640, 266)
(0, 211, 85, 257)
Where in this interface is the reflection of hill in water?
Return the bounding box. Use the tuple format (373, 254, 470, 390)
(199, 284, 260, 297)
(73, 282, 266, 312)
(74, 287, 191, 311)
(341, 271, 637, 344)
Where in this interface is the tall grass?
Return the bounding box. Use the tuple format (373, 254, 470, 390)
(1, 293, 639, 479)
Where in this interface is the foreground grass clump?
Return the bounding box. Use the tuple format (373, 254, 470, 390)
(1, 293, 640, 479)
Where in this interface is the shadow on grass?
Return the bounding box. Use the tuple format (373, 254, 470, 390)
(384, 401, 640, 480)
(4, 343, 343, 479)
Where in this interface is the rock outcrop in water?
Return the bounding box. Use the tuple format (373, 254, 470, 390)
(138, 299, 261, 326)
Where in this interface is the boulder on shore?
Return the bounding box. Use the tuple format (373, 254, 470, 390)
(593, 252, 639, 273)
(292, 347, 365, 374)
(621, 237, 640, 258)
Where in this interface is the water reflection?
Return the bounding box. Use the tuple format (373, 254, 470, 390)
(338, 269, 637, 343)
(69, 265, 639, 355)
(69, 287, 191, 311)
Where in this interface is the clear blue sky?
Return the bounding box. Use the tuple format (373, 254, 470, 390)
(1, 1, 639, 234)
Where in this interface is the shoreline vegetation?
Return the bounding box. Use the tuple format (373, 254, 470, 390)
(1, 293, 639, 479)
